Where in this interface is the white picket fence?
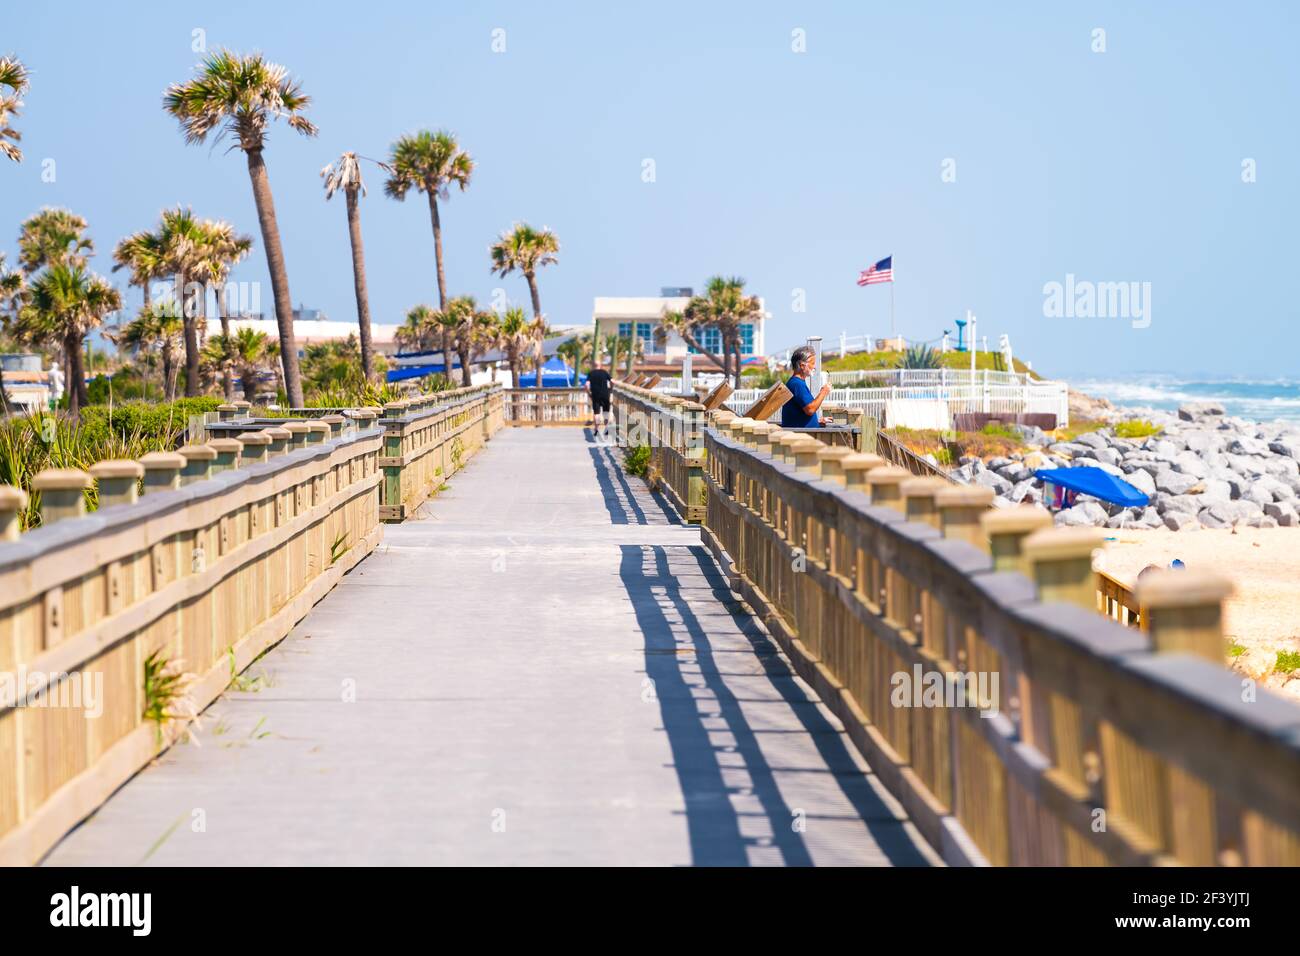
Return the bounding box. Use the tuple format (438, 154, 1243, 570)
(655, 367, 1037, 393)
(714, 379, 1069, 427)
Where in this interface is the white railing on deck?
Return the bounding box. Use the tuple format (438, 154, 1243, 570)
(715, 378, 1069, 427)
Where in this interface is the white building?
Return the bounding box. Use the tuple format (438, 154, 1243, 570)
(591, 288, 767, 374)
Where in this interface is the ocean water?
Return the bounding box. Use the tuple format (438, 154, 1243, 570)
(1071, 374, 1300, 425)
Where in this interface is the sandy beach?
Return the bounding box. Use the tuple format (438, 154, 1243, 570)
(1096, 526, 1300, 698)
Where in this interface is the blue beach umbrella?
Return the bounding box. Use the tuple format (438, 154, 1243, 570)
(1034, 466, 1151, 508)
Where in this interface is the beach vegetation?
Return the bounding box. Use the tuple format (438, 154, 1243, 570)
(1113, 419, 1163, 439)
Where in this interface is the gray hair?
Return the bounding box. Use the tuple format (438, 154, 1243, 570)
(790, 346, 815, 370)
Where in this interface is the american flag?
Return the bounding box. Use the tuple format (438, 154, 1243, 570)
(857, 255, 893, 286)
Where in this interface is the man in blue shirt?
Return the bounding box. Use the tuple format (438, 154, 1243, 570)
(780, 345, 831, 428)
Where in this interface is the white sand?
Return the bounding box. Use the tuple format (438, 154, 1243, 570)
(1096, 526, 1300, 698)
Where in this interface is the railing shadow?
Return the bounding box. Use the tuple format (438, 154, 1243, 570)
(620, 543, 933, 866)
(584, 433, 683, 527)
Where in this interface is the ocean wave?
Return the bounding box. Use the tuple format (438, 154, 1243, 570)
(1073, 376, 1300, 423)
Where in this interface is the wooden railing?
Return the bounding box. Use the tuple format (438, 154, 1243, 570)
(1097, 569, 1142, 627)
(376, 384, 503, 522)
(503, 387, 588, 426)
(613, 383, 1300, 866)
(0, 422, 384, 865)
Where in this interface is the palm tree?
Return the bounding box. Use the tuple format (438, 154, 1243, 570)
(111, 228, 167, 322)
(0, 252, 23, 413)
(383, 130, 473, 311)
(322, 152, 376, 381)
(441, 295, 493, 388)
(471, 309, 501, 381)
(489, 223, 559, 386)
(163, 50, 317, 407)
(0, 56, 29, 163)
(527, 316, 548, 388)
(110, 301, 183, 400)
(396, 303, 439, 353)
(225, 326, 274, 400)
(432, 307, 461, 386)
(18, 208, 93, 274)
(496, 306, 530, 388)
(195, 220, 253, 399)
(153, 206, 211, 396)
(14, 263, 122, 417)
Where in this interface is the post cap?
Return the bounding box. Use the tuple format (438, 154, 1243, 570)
(841, 453, 886, 472)
(236, 431, 273, 446)
(209, 438, 244, 453)
(306, 421, 331, 434)
(935, 485, 995, 508)
(177, 444, 218, 461)
(139, 452, 186, 471)
(216, 403, 239, 413)
(1022, 527, 1105, 561)
(89, 459, 145, 479)
(981, 505, 1053, 536)
(901, 476, 949, 497)
(1135, 569, 1234, 610)
(283, 422, 312, 436)
(31, 468, 93, 491)
(0, 485, 28, 509)
(817, 447, 853, 462)
(865, 465, 911, 486)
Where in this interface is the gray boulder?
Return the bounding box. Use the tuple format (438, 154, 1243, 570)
(1246, 514, 1279, 529)
(1164, 510, 1200, 531)
(1137, 506, 1164, 528)
(1155, 468, 1199, 496)
(1055, 501, 1109, 527)
(1264, 500, 1299, 526)
(1075, 432, 1109, 450)
(1269, 439, 1300, 460)
(1178, 401, 1225, 421)
(1008, 479, 1040, 504)
(1073, 457, 1126, 478)
(1156, 494, 1202, 515)
(1241, 485, 1274, 509)
(973, 470, 1012, 495)
(1124, 468, 1157, 497)
(1195, 478, 1233, 502)
(1171, 451, 1209, 478)
(1200, 500, 1264, 528)
(1228, 436, 1271, 456)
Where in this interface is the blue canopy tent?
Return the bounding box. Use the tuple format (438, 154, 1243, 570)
(1034, 467, 1150, 509)
(535, 356, 585, 388)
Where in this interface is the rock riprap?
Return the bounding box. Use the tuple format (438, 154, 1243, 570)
(949, 402, 1300, 530)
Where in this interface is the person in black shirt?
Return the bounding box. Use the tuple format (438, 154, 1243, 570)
(586, 363, 613, 431)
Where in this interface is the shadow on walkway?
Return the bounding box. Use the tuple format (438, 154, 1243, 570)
(619, 541, 934, 867)
(584, 433, 682, 527)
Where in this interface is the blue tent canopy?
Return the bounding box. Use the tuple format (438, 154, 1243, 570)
(1034, 467, 1150, 508)
(535, 356, 585, 388)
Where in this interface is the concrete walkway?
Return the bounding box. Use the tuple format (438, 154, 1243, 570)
(44, 428, 938, 867)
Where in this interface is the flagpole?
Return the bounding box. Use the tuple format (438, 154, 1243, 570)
(890, 279, 895, 343)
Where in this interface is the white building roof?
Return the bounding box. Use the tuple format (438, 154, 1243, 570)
(204, 318, 403, 345)
(592, 297, 692, 321)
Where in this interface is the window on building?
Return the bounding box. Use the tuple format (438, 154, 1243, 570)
(616, 321, 653, 348)
(688, 325, 723, 355)
(739, 323, 755, 354)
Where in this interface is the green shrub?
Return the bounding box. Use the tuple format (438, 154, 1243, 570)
(1276, 650, 1300, 675)
(78, 397, 222, 445)
(624, 444, 651, 477)
(1113, 419, 1163, 439)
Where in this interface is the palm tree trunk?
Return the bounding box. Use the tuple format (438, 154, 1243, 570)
(162, 339, 176, 402)
(183, 277, 202, 397)
(441, 329, 454, 385)
(218, 283, 234, 400)
(245, 147, 304, 407)
(457, 341, 472, 387)
(427, 193, 447, 311)
(345, 187, 374, 381)
(67, 334, 87, 418)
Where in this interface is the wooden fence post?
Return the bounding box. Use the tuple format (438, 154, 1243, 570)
(236, 431, 271, 465)
(864, 465, 909, 511)
(1024, 528, 1105, 608)
(901, 476, 950, 529)
(981, 506, 1054, 574)
(140, 452, 185, 494)
(209, 438, 243, 474)
(179, 445, 217, 485)
(90, 460, 144, 507)
(32, 469, 91, 523)
(934, 486, 995, 549)
(1135, 569, 1234, 663)
(0, 485, 25, 540)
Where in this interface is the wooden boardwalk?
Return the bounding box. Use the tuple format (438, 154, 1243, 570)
(42, 428, 937, 867)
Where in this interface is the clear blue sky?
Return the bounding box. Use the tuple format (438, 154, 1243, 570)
(5, 1, 1297, 379)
